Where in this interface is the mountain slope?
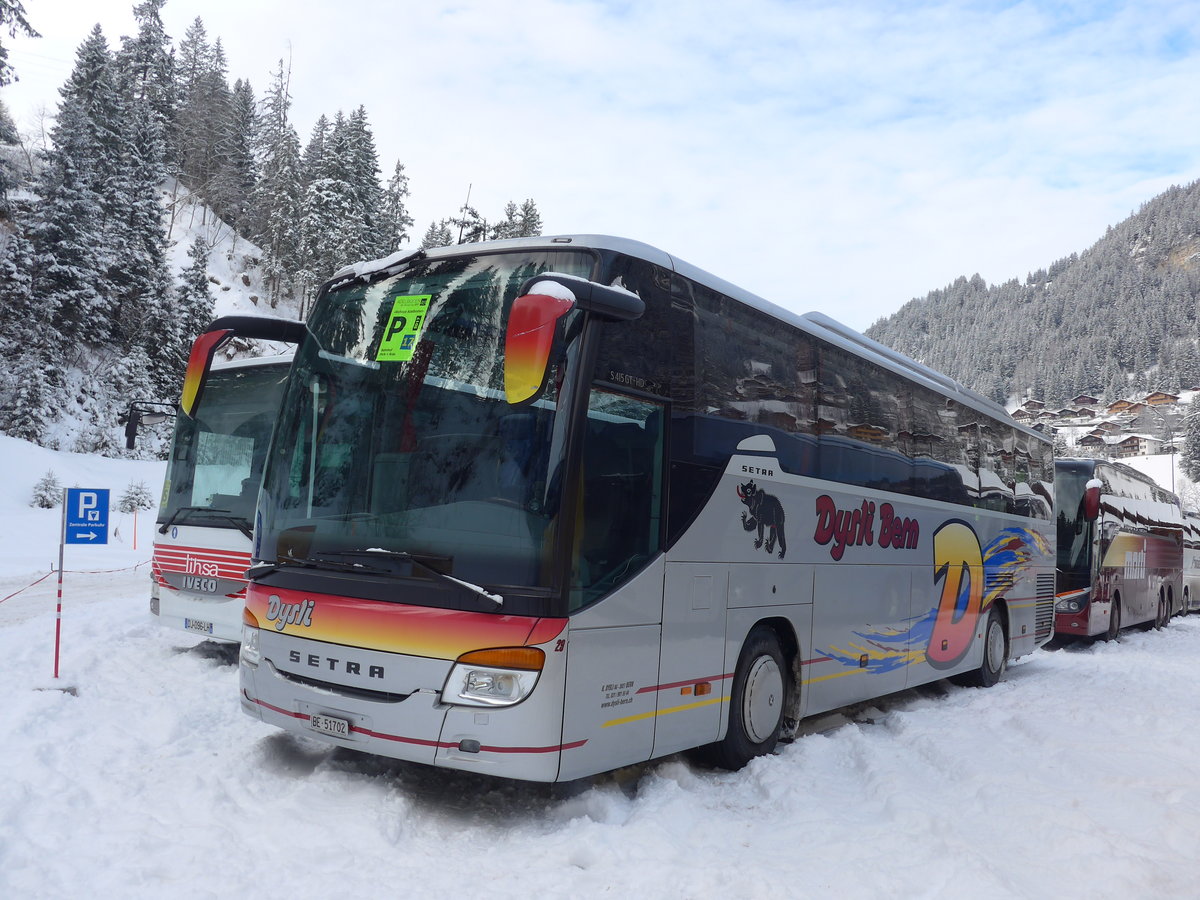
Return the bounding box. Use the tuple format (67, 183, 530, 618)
(865, 180, 1200, 407)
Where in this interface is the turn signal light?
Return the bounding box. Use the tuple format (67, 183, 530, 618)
(456, 647, 545, 671)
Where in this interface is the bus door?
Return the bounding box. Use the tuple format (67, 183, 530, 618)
(561, 387, 669, 774)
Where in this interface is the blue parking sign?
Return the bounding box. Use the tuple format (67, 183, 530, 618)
(65, 488, 109, 545)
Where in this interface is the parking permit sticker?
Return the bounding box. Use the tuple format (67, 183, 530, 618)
(376, 294, 431, 362)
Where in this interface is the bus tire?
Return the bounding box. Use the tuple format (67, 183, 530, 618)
(1154, 592, 1168, 630)
(951, 606, 1006, 688)
(703, 626, 787, 770)
(1103, 596, 1121, 641)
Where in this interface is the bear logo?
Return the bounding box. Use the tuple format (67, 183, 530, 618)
(738, 480, 787, 559)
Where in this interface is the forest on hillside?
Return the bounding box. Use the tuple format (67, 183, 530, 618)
(866, 180, 1200, 409)
(0, 0, 542, 454)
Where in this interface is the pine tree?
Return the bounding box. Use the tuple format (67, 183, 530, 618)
(379, 160, 414, 253)
(177, 234, 215, 346)
(0, 230, 63, 445)
(115, 0, 176, 167)
(224, 78, 257, 229)
(1183, 409, 1200, 483)
(0, 96, 20, 214)
(119, 479, 156, 512)
(0, 0, 39, 87)
(490, 201, 520, 240)
(420, 219, 454, 249)
(109, 97, 173, 361)
(516, 198, 542, 236)
(30, 95, 108, 347)
(449, 204, 486, 243)
(30, 470, 61, 509)
(244, 60, 302, 308)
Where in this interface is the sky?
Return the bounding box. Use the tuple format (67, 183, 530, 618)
(5, 0, 1200, 331)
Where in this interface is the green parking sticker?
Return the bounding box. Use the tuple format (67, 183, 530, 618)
(376, 294, 431, 362)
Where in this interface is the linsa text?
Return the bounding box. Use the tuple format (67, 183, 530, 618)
(813, 494, 920, 561)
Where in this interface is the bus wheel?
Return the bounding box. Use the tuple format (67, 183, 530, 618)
(1103, 597, 1121, 641)
(704, 626, 787, 770)
(952, 606, 1007, 688)
(1154, 593, 1168, 630)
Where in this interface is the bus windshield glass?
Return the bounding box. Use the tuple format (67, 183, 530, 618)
(255, 249, 595, 598)
(160, 363, 290, 530)
(1055, 459, 1095, 590)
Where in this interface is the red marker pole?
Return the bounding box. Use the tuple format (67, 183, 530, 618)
(55, 488, 67, 678)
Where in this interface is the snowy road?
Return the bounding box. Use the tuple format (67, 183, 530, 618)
(3, 561, 1199, 899)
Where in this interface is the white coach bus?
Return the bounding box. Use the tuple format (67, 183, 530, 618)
(187, 236, 1055, 781)
(151, 317, 303, 642)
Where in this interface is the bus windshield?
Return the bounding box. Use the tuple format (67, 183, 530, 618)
(255, 249, 595, 600)
(1056, 459, 1095, 590)
(160, 363, 290, 531)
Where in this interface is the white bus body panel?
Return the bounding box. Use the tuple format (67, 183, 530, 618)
(151, 525, 252, 642)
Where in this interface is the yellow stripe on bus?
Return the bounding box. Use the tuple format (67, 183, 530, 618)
(601, 694, 728, 728)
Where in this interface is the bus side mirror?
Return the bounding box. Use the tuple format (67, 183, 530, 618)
(503, 274, 645, 406)
(1083, 479, 1102, 522)
(504, 289, 575, 406)
(182, 316, 306, 416)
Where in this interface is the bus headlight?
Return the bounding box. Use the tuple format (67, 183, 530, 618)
(443, 647, 544, 707)
(240, 608, 261, 666)
(1055, 592, 1087, 614)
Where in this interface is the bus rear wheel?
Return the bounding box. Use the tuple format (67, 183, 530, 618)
(951, 606, 1006, 688)
(1154, 593, 1168, 630)
(702, 626, 787, 770)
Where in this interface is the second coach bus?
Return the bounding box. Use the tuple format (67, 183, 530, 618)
(152, 353, 293, 642)
(1054, 458, 1183, 640)
(188, 235, 1056, 782)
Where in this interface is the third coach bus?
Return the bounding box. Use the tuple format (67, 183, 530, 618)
(1054, 458, 1183, 640)
(193, 235, 1056, 782)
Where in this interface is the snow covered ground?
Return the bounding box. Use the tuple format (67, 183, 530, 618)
(3, 439, 1200, 898)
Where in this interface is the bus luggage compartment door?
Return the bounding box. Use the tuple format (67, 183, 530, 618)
(651, 563, 730, 760)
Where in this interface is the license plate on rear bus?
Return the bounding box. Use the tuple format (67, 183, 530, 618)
(184, 618, 213, 635)
(310, 713, 351, 739)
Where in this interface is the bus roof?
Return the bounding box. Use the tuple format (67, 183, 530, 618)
(328, 234, 1042, 442)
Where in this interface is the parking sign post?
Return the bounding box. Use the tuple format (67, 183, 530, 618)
(55, 488, 110, 678)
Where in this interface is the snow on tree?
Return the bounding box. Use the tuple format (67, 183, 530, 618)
(1182, 408, 1200, 483)
(379, 160, 414, 252)
(420, 219, 454, 249)
(177, 234, 215, 347)
(119, 479, 156, 512)
(0, 0, 40, 87)
(243, 59, 303, 308)
(30, 95, 108, 349)
(30, 470, 61, 509)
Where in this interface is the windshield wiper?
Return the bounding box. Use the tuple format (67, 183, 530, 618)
(159, 505, 230, 534)
(250, 554, 396, 578)
(324, 549, 505, 607)
(218, 515, 253, 540)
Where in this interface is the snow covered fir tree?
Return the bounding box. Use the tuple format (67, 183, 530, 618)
(0, 1, 543, 456)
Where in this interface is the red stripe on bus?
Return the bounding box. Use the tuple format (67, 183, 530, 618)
(636, 673, 734, 694)
(246, 693, 586, 755)
(801, 657, 832, 666)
